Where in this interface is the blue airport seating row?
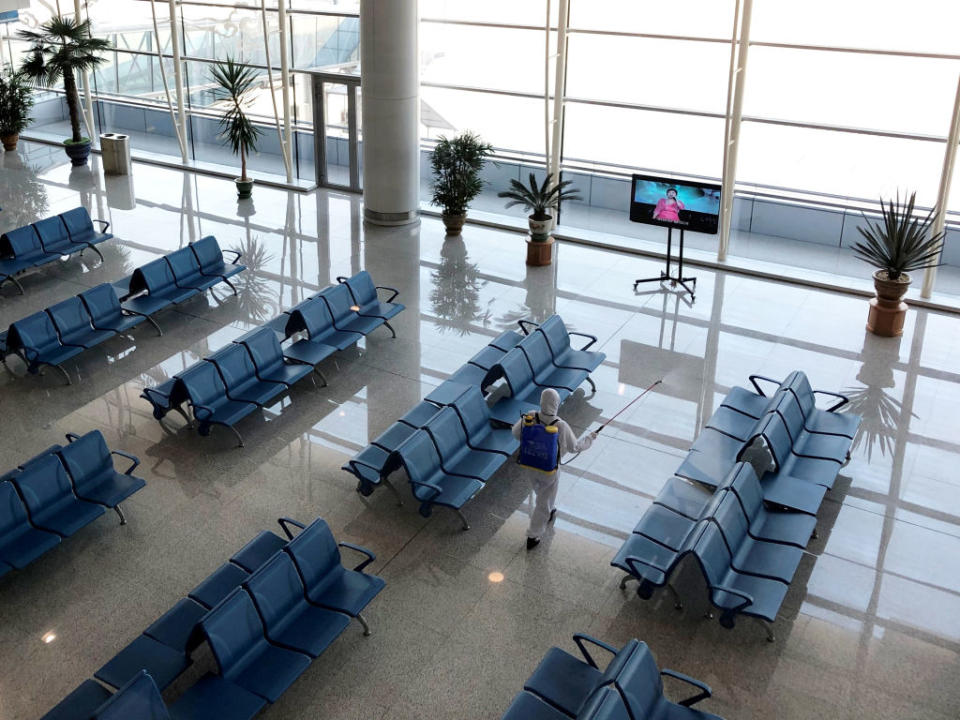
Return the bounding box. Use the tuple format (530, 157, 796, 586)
(0, 432, 145, 579)
(0, 207, 111, 295)
(40, 516, 384, 720)
(139, 272, 403, 446)
(501, 635, 724, 720)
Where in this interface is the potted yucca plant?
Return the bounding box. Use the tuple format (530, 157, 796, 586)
(851, 191, 942, 337)
(211, 57, 262, 199)
(430, 131, 494, 234)
(0, 70, 35, 151)
(498, 172, 581, 266)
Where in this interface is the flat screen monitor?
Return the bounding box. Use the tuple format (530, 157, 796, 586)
(630, 174, 721, 235)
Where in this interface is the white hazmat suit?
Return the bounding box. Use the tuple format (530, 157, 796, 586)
(512, 388, 596, 542)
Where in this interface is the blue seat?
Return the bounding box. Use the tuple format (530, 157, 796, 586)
(707, 492, 802, 585)
(720, 463, 816, 548)
(705, 405, 761, 442)
(47, 296, 116, 349)
(489, 348, 568, 425)
(230, 529, 288, 572)
(179, 361, 259, 446)
(286, 297, 361, 351)
(371, 421, 418, 453)
(755, 411, 842, 490)
(0, 255, 29, 294)
(93, 670, 169, 720)
(39, 679, 112, 720)
(337, 270, 405, 321)
(398, 400, 443, 428)
(34, 216, 92, 258)
(244, 552, 351, 658)
(1, 224, 60, 266)
(58, 430, 145, 523)
(167, 673, 266, 720)
(342, 443, 394, 493)
(60, 206, 112, 249)
(633, 504, 697, 552)
(144, 597, 208, 653)
(468, 342, 508, 372)
(79, 284, 152, 335)
(7, 310, 84, 382)
(189, 562, 250, 609)
(141, 377, 190, 421)
(518, 331, 593, 393)
(319, 283, 387, 336)
(614, 642, 722, 720)
(449, 385, 519, 456)
(166, 247, 222, 293)
(720, 385, 780, 420)
(235, 327, 314, 388)
(449, 361, 494, 388)
(284, 517, 385, 628)
(611, 531, 685, 592)
(577, 687, 632, 720)
(653, 477, 714, 519)
(95, 633, 190, 691)
(190, 236, 246, 287)
(0, 480, 61, 569)
(13, 455, 105, 536)
(692, 522, 787, 640)
(207, 343, 286, 407)
(772, 392, 850, 464)
(787, 372, 861, 439)
(200, 587, 311, 702)
(536, 315, 606, 373)
(127, 257, 198, 314)
(423, 406, 506, 481)
(394, 430, 484, 525)
(501, 690, 571, 720)
(490, 329, 524, 352)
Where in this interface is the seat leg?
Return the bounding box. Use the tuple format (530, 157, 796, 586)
(384, 478, 403, 507)
(145, 316, 163, 337)
(384, 321, 396, 339)
(619, 573, 637, 590)
(313, 367, 328, 387)
(2, 275, 25, 295)
(756, 616, 776, 642)
(356, 613, 371, 637)
(90, 244, 105, 262)
(666, 581, 683, 610)
(224, 278, 238, 295)
(56, 365, 72, 385)
(454, 508, 470, 531)
(113, 504, 127, 525)
(586, 376, 596, 393)
(225, 425, 244, 448)
(811, 527, 819, 540)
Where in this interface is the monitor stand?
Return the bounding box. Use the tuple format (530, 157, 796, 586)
(633, 226, 696, 300)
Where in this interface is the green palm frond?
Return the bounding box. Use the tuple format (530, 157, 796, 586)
(497, 172, 582, 220)
(851, 191, 943, 280)
(210, 57, 263, 177)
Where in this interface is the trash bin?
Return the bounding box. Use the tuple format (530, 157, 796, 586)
(100, 132, 131, 176)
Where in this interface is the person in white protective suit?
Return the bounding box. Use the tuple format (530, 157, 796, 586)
(512, 388, 597, 550)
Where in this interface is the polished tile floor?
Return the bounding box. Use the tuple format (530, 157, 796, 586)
(1, 141, 959, 720)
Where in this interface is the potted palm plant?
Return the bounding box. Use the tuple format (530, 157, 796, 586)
(851, 191, 943, 337)
(498, 172, 581, 266)
(430, 131, 494, 234)
(210, 57, 262, 199)
(0, 70, 35, 152)
(18, 15, 109, 166)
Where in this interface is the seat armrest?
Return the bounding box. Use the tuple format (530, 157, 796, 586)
(408, 477, 443, 501)
(111, 449, 141, 475)
(572, 633, 619, 669)
(709, 582, 754, 612)
(748, 374, 783, 397)
(66, 432, 81, 442)
(190, 403, 213, 421)
(142, 385, 172, 405)
(278, 516, 306, 539)
(94, 219, 110, 233)
(338, 541, 376, 572)
(624, 555, 670, 576)
(568, 330, 598, 351)
(335, 275, 348, 283)
(224, 248, 242, 263)
(660, 668, 712, 706)
(812, 389, 849, 412)
(375, 285, 400, 303)
(517, 319, 539, 335)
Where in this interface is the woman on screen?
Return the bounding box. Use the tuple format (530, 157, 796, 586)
(652, 187, 684, 223)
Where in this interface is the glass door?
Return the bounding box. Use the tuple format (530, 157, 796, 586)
(311, 71, 361, 192)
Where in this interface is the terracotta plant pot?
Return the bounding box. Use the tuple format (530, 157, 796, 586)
(867, 269, 910, 337)
(528, 214, 552, 241)
(526, 236, 554, 266)
(235, 177, 254, 199)
(1, 133, 18, 152)
(442, 212, 466, 234)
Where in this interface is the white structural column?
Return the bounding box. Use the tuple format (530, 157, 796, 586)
(278, 0, 293, 182)
(718, 0, 753, 261)
(167, 0, 189, 163)
(921, 73, 960, 298)
(360, 0, 420, 226)
(73, 0, 96, 142)
(548, 0, 570, 183)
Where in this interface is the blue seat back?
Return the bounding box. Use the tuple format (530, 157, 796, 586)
(245, 552, 307, 632)
(517, 332, 555, 375)
(497, 348, 536, 399)
(47, 297, 93, 339)
(60, 207, 95, 238)
(772, 392, 806, 443)
(343, 271, 377, 307)
(131, 258, 177, 296)
(424, 407, 468, 464)
(756, 412, 792, 470)
(709, 492, 749, 555)
(13, 454, 75, 518)
(450, 385, 491, 438)
(80, 284, 124, 324)
(1, 225, 43, 257)
(726, 463, 764, 521)
(59, 431, 112, 493)
(578, 686, 631, 720)
(238, 328, 283, 374)
(201, 588, 268, 680)
(612, 642, 662, 720)
(191, 236, 224, 273)
(179, 361, 229, 410)
(296, 298, 337, 339)
(320, 283, 357, 324)
(208, 343, 257, 389)
(94, 670, 170, 720)
(0, 481, 31, 544)
(10, 311, 62, 356)
(395, 430, 443, 490)
(33, 217, 71, 250)
(691, 522, 732, 590)
(787, 371, 816, 417)
(538, 315, 572, 357)
(166, 248, 202, 283)
(284, 518, 343, 594)
(597, 639, 641, 687)
(489, 330, 522, 352)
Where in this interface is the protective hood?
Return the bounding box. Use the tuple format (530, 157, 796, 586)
(539, 388, 561, 426)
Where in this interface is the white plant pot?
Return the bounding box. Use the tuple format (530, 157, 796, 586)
(528, 215, 552, 241)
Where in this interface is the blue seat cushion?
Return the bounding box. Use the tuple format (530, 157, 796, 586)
(144, 598, 209, 652)
(31, 496, 105, 537)
(168, 674, 266, 720)
(305, 567, 386, 617)
(721, 386, 776, 419)
(0, 520, 61, 569)
(230, 531, 287, 573)
(281, 338, 337, 366)
(94, 634, 190, 690)
(122, 294, 173, 318)
(266, 601, 350, 658)
(196, 398, 259, 430)
(371, 422, 416, 452)
(610, 533, 677, 586)
(706, 405, 760, 442)
(633, 505, 696, 552)
(189, 562, 249, 608)
(39, 679, 112, 720)
(71, 466, 145, 508)
(399, 401, 441, 427)
(523, 646, 603, 716)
